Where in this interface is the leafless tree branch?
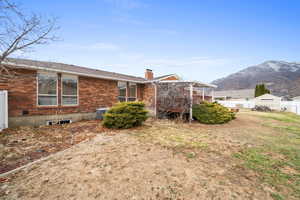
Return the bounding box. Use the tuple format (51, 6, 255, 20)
(157, 83, 191, 120)
(0, 0, 59, 81)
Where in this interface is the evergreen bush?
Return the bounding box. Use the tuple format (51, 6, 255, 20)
(192, 102, 236, 124)
(103, 101, 148, 129)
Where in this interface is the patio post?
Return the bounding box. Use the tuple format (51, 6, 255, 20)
(154, 83, 157, 118)
(202, 88, 205, 101)
(189, 83, 193, 123)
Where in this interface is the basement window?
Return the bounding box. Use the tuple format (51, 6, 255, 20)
(62, 75, 78, 106)
(37, 72, 58, 106)
(46, 119, 72, 125)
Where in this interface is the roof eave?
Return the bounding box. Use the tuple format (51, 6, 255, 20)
(4, 62, 146, 83)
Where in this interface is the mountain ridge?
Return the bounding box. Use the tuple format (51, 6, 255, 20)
(211, 61, 300, 97)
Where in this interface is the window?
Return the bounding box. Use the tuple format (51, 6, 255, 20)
(62, 75, 78, 105)
(118, 81, 127, 102)
(128, 83, 137, 101)
(117, 82, 137, 102)
(37, 73, 58, 106)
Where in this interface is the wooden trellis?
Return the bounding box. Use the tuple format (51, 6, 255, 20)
(154, 80, 217, 122)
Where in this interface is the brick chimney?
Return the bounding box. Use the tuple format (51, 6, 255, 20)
(145, 69, 154, 80)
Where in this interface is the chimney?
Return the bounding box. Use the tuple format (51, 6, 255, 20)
(145, 69, 153, 80)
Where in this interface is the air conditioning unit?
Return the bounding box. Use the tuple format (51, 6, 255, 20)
(96, 108, 109, 120)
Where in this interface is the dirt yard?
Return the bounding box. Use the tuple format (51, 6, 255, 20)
(0, 120, 106, 174)
(1, 111, 299, 200)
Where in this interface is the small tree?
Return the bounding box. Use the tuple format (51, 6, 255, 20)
(255, 85, 259, 97)
(255, 84, 270, 97)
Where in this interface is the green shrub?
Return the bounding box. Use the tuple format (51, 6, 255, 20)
(103, 101, 148, 129)
(192, 102, 236, 124)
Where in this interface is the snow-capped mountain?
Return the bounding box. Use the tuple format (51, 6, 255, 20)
(212, 61, 300, 97)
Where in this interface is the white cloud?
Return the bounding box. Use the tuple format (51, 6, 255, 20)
(92, 54, 232, 82)
(104, 0, 148, 25)
(88, 43, 120, 50)
(22, 41, 233, 83)
(113, 16, 145, 25)
(53, 42, 120, 51)
(141, 29, 178, 35)
(104, 0, 148, 10)
(142, 57, 229, 68)
(119, 52, 145, 60)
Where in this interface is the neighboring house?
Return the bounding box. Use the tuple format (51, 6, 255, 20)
(211, 89, 255, 101)
(0, 58, 215, 127)
(255, 94, 282, 110)
(153, 74, 181, 81)
(293, 96, 300, 101)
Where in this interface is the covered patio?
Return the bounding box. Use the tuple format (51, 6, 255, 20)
(152, 80, 217, 122)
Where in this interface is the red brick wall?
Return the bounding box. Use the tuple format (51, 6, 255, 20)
(141, 83, 155, 109)
(5, 68, 144, 117)
(4, 68, 37, 117)
(0, 82, 9, 90)
(136, 84, 143, 101)
(78, 76, 119, 113)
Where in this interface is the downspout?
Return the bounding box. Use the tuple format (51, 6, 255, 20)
(189, 83, 193, 123)
(152, 82, 157, 118)
(126, 82, 128, 102)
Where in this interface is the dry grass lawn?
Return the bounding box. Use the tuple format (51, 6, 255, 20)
(0, 110, 299, 200)
(0, 120, 105, 174)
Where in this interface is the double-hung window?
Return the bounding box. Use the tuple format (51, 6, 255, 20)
(37, 73, 58, 106)
(117, 81, 137, 102)
(128, 83, 137, 101)
(62, 75, 78, 105)
(118, 81, 127, 102)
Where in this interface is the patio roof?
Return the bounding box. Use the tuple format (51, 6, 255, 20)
(154, 80, 217, 88)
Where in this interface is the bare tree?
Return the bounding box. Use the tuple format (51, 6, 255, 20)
(0, 0, 58, 80)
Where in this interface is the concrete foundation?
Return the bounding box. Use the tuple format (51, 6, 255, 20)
(8, 112, 96, 128)
(146, 107, 156, 117)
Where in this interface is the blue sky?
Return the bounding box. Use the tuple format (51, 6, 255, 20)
(15, 0, 300, 82)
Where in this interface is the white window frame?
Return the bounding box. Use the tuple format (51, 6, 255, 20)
(61, 74, 79, 106)
(37, 72, 58, 106)
(128, 82, 137, 101)
(118, 81, 127, 102)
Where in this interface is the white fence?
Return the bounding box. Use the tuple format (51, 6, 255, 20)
(280, 101, 300, 115)
(217, 100, 255, 109)
(217, 100, 300, 115)
(0, 90, 8, 130)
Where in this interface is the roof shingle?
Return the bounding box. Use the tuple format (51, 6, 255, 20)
(5, 58, 146, 82)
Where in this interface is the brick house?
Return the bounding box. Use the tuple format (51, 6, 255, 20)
(0, 58, 215, 127)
